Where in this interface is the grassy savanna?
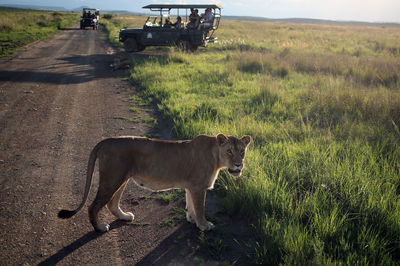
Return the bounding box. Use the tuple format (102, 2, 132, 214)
(0, 8, 79, 57)
(108, 16, 400, 264)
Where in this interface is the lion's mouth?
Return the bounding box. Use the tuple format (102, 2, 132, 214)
(228, 168, 242, 176)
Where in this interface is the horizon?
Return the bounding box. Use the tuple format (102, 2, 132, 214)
(0, 0, 399, 24)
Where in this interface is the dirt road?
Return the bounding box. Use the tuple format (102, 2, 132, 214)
(0, 25, 253, 265)
(0, 25, 178, 265)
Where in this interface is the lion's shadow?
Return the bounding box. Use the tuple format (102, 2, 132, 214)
(37, 220, 126, 266)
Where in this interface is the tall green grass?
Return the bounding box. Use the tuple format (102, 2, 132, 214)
(109, 16, 400, 264)
(0, 8, 79, 57)
(100, 14, 127, 46)
(100, 14, 165, 49)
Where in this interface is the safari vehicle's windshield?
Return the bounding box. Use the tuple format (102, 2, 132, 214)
(144, 16, 161, 27)
(83, 8, 99, 16)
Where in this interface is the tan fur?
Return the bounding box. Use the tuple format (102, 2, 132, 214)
(110, 53, 130, 70)
(58, 133, 252, 232)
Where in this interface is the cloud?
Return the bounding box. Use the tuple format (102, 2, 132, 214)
(231, 2, 248, 7)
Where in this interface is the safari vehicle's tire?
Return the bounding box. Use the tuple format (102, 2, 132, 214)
(176, 39, 187, 52)
(124, 38, 138, 53)
(137, 45, 146, 52)
(188, 42, 198, 52)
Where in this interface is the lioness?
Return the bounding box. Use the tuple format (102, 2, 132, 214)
(110, 53, 130, 70)
(58, 133, 252, 232)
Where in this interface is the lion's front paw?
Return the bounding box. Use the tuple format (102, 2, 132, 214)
(120, 212, 134, 222)
(186, 212, 195, 223)
(197, 221, 215, 231)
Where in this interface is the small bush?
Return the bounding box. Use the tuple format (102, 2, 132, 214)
(103, 13, 113, 19)
(0, 21, 13, 32)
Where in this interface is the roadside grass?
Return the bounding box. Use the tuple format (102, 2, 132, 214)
(139, 189, 185, 204)
(160, 206, 186, 227)
(198, 230, 228, 260)
(0, 8, 79, 58)
(106, 16, 400, 264)
(157, 189, 185, 203)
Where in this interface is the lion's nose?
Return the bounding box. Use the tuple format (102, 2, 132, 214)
(235, 163, 242, 168)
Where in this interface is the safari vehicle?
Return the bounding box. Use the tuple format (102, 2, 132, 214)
(80, 8, 100, 30)
(119, 4, 222, 52)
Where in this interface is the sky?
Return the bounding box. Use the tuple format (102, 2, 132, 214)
(1, 0, 399, 23)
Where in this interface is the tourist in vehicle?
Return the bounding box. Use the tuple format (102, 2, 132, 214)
(164, 16, 182, 29)
(173, 16, 182, 29)
(188, 8, 200, 28)
(200, 8, 213, 29)
(164, 17, 173, 28)
(202, 8, 213, 22)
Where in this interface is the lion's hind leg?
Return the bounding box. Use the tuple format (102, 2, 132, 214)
(89, 188, 115, 232)
(107, 180, 134, 222)
(89, 162, 130, 232)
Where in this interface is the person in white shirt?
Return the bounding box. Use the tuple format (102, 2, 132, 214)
(203, 8, 213, 22)
(200, 8, 213, 29)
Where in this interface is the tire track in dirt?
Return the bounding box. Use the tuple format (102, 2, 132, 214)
(35, 44, 122, 265)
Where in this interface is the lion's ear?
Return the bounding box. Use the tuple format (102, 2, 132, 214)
(217, 133, 228, 146)
(240, 135, 252, 146)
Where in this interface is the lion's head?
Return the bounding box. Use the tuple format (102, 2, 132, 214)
(217, 133, 252, 177)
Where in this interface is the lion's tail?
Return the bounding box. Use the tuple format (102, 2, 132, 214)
(58, 141, 103, 219)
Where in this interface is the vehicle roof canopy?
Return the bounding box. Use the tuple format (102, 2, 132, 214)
(83, 8, 99, 11)
(143, 4, 222, 10)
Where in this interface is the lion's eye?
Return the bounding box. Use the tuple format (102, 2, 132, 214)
(227, 150, 233, 156)
(240, 150, 245, 157)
